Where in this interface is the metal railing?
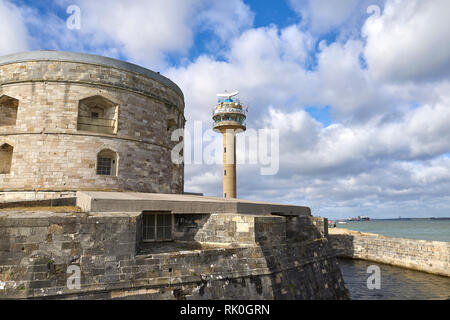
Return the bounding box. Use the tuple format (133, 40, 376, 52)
(212, 107, 247, 117)
(77, 116, 116, 128)
(77, 116, 116, 134)
(213, 118, 247, 127)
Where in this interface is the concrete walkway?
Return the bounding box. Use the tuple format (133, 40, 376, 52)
(76, 191, 311, 216)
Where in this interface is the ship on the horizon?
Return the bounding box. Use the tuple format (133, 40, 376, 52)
(348, 215, 370, 221)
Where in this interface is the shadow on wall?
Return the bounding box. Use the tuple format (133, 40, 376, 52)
(138, 213, 211, 254)
(327, 232, 355, 259)
(255, 215, 349, 300)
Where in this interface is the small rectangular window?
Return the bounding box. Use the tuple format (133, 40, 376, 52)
(224, 170, 227, 176)
(142, 212, 173, 242)
(97, 157, 112, 175)
(91, 112, 99, 119)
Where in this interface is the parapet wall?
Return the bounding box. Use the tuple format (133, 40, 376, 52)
(0, 210, 348, 300)
(328, 228, 450, 277)
(190, 214, 328, 245)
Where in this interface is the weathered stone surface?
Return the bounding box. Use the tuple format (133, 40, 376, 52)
(0, 51, 185, 202)
(76, 191, 311, 216)
(0, 210, 348, 300)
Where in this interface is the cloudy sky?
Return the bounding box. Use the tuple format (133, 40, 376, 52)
(2, 0, 450, 219)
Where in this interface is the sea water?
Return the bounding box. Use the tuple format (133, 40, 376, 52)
(336, 219, 450, 242)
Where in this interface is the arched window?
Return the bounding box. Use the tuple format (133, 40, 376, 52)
(0, 143, 13, 174)
(96, 149, 118, 176)
(0, 95, 19, 127)
(77, 96, 118, 134)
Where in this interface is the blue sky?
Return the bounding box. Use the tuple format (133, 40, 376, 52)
(1, 0, 450, 219)
(246, 0, 298, 28)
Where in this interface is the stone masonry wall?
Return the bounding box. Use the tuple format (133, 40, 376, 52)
(286, 216, 328, 242)
(328, 228, 450, 277)
(0, 211, 349, 300)
(0, 133, 182, 194)
(0, 192, 76, 203)
(0, 59, 184, 198)
(175, 214, 328, 246)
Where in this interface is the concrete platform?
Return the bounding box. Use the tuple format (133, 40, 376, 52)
(76, 191, 311, 216)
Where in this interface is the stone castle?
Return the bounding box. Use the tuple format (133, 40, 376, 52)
(0, 51, 349, 300)
(0, 51, 184, 202)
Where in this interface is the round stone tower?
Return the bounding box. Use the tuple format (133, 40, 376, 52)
(0, 51, 185, 202)
(212, 91, 247, 199)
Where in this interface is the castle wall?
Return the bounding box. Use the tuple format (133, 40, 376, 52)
(328, 228, 450, 277)
(0, 211, 349, 300)
(0, 133, 182, 194)
(0, 56, 184, 199)
(190, 214, 328, 245)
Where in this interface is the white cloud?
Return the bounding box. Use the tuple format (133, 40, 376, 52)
(0, 0, 29, 55)
(167, 25, 317, 124)
(280, 25, 314, 64)
(363, 0, 450, 82)
(289, 0, 359, 34)
(288, 0, 386, 38)
(74, 0, 202, 67)
(315, 39, 395, 120)
(273, 92, 450, 175)
(262, 107, 321, 151)
(196, 0, 254, 42)
(53, 0, 255, 68)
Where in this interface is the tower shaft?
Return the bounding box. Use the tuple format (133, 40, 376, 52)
(212, 91, 247, 199)
(222, 130, 236, 198)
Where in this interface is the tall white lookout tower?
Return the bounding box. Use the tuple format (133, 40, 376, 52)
(212, 91, 247, 198)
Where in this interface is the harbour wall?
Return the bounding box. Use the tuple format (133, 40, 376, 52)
(328, 228, 450, 277)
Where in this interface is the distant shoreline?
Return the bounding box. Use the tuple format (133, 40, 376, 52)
(371, 217, 450, 221)
(330, 217, 450, 221)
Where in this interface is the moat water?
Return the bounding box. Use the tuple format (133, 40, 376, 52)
(335, 219, 450, 299)
(339, 258, 450, 300)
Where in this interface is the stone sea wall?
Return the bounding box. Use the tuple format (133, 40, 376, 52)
(0, 210, 349, 300)
(328, 228, 450, 277)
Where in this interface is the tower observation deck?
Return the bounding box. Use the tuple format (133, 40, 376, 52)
(212, 91, 247, 198)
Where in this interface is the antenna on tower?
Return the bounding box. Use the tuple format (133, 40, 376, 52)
(217, 91, 239, 98)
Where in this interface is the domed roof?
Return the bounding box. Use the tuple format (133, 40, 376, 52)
(0, 50, 183, 99)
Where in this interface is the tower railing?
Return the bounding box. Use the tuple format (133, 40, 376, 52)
(212, 107, 247, 117)
(213, 118, 247, 126)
